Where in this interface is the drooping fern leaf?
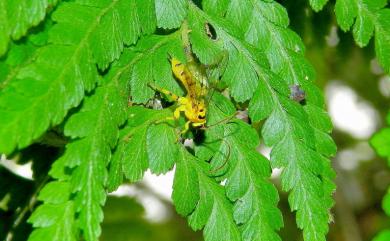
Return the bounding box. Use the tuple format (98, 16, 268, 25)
(335, 0, 390, 72)
(306, 0, 390, 73)
(195, 93, 283, 241)
(28, 181, 76, 241)
(172, 147, 241, 241)
(107, 102, 243, 241)
(190, 2, 336, 241)
(107, 106, 175, 190)
(0, 0, 151, 155)
(58, 75, 127, 241)
(27, 50, 130, 241)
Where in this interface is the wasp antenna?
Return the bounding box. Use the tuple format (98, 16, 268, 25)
(203, 112, 237, 130)
(209, 140, 231, 174)
(167, 53, 173, 61)
(147, 82, 156, 89)
(205, 87, 216, 107)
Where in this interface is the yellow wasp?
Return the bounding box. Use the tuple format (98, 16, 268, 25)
(149, 56, 208, 134)
(149, 54, 234, 174)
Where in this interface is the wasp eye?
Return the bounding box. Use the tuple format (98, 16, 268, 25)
(199, 109, 204, 112)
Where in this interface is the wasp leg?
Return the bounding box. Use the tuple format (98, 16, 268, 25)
(154, 104, 185, 126)
(181, 120, 192, 135)
(148, 83, 179, 102)
(192, 122, 204, 127)
(203, 50, 229, 69)
(201, 112, 237, 130)
(173, 104, 186, 120)
(154, 116, 175, 124)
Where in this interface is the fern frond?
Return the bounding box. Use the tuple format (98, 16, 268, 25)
(108, 107, 242, 241)
(28, 181, 77, 241)
(29, 50, 130, 241)
(306, 0, 390, 72)
(172, 147, 241, 241)
(332, 0, 390, 72)
(0, 0, 149, 155)
(107, 106, 174, 191)
(190, 3, 336, 241)
(196, 93, 283, 241)
(58, 77, 127, 241)
(0, 0, 58, 56)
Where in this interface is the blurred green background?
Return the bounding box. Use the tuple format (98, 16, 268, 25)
(1, 1, 390, 241)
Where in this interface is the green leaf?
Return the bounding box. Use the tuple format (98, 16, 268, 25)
(51, 0, 145, 70)
(248, 75, 275, 122)
(334, 0, 357, 31)
(225, 0, 252, 31)
(262, 110, 287, 146)
(251, 1, 289, 28)
(0, 0, 144, 155)
(309, 0, 329, 12)
(51, 61, 128, 241)
(188, 3, 336, 241)
(155, 0, 188, 29)
(353, 10, 375, 46)
(172, 148, 241, 241)
(222, 45, 259, 102)
(198, 93, 283, 241)
(0, 0, 58, 56)
(333, 0, 390, 70)
(188, 3, 270, 104)
(373, 230, 390, 241)
(0, 47, 95, 155)
(28, 181, 77, 241)
(0, 42, 39, 89)
(172, 150, 200, 216)
(375, 9, 390, 73)
(113, 125, 149, 184)
(147, 124, 179, 174)
(202, 0, 229, 17)
(371, 112, 390, 240)
(37, 181, 72, 204)
(371, 128, 390, 164)
(129, 34, 184, 104)
(108, 107, 173, 191)
(272, 135, 335, 240)
(232, 0, 318, 107)
(137, 0, 157, 35)
(187, 8, 224, 65)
